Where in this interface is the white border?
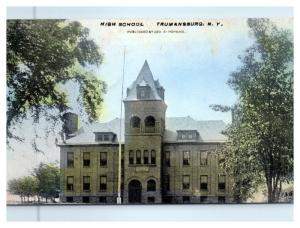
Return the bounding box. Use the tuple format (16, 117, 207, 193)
(1, 0, 299, 227)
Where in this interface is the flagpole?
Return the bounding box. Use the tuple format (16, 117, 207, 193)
(117, 47, 126, 204)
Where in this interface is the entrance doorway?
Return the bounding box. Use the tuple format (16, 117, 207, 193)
(128, 180, 142, 203)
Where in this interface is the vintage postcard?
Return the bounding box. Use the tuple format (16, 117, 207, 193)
(7, 14, 293, 205)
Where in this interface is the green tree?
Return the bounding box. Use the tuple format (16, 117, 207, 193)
(33, 163, 60, 203)
(212, 19, 293, 203)
(7, 20, 106, 143)
(8, 176, 39, 203)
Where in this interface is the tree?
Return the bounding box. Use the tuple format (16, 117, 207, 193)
(7, 20, 106, 144)
(33, 163, 60, 202)
(212, 19, 293, 203)
(8, 176, 39, 203)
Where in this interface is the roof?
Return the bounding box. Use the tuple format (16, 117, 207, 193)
(125, 60, 163, 101)
(61, 116, 227, 146)
(164, 117, 227, 142)
(64, 118, 125, 145)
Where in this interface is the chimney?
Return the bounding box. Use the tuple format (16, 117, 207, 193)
(62, 112, 79, 140)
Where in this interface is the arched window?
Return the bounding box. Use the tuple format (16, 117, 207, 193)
(145, 116, 155, 127)
(130, 116, 141, 128)
(147, 179, 156, 191)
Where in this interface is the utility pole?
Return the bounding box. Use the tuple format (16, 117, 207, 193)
(117, 47, 126, 204)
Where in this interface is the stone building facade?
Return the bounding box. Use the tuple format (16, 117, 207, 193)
(59, 61, 233, 204)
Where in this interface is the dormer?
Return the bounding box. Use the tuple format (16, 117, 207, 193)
(137, 80, 151, 99)
(177, 130, 199, 141)
(94, 132, 116, 142)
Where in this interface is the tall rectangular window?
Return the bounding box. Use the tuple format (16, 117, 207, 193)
(83, 176, 90, 191)
(100, 152, 107, 166)
(165, 151, 170, 167)
(218, 175, 226, 191)
(183, 151, 190, 165)
(100, 176, 107, 191)
(182, 175, 190, 190)
(83, 152, 90, 167)
(151, 150, 156, 164)
(165, 175, 170, 191)
(143, 150, 149, 164)
(200, 151, 208, 166)
(200, 175, 208, 190)
(129, 150, 134, 165)
(67, 152, 74, 167)
(66, 176, 74, 191)
(136, 150, 141, 164)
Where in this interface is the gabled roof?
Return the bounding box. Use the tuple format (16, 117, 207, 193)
(125, 60, 163, 101)
(61, 116, 227, 146)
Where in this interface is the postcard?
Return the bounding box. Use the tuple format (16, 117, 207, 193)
(6, 14, 293, 205)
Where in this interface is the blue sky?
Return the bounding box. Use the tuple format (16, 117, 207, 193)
(79, 18, 256, 124)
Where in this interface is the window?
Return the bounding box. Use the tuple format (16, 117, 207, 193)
(200, 196, 208, 203)
(165, 175, 170, 191)
(83, 152, 90, 167)
(188, 134, 193, 139)
(147, 197, 155, 203)
(218, 175, 226, 191)
(151, 150, 156, 164)
(145, 116, 155, 127)
(200, 175, 208, 190)
(183, 196, 190, 203)
(218, 196, 226, 203)
(66, 197, 73, 203)
(66, 176, 74, 191)
(137, 86, 150, 99)
(182, 134, 186, 139)
(129, 150, 134, 165)
(103, 134, 109, 141)
(183, 151, 190, 165)
(95, 134, 103, 141)
(136, 150, 141, 164)
(200, 151, 208, 166)
(143, 150, 149, 164)
(147, 179, 156, 191)
(82, 196, 90, 203)
(67, 152, 74, 167)
(100, 152, 107, 166)
(165, 151, 170, 167)
(83, 176, 90, 191)
(99, 196, 107, 203)
(182, 175, 190, 190)
(100, 176, 107, 191)
(130, 116, 141, 128)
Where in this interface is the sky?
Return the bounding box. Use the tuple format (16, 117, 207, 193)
(6, 16, 293, 181)
(80, 18, 252, 124)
